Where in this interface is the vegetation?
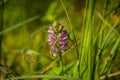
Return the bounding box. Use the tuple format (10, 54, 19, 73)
(0, 0, 120, 80)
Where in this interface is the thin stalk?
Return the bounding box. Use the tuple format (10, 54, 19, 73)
(96, 12, 120, 37)
(94, 0, 108, 78)
(0, 15, 40, 35)
(100, 71, 120, 80)
(0, 0, 3, 63)
(5, 75, 78, 80)
(60, 0, 73, 30)
(73, 31, 80, 78)
(25, 55, 32, 80)
(95, 0, 108, 59)
(103, 0, 108, 17)
(60, 0, 80, 78)
(59, 53, 63, 75)
(101, 38, 120, 74)
(97, 18, 120, 62)
(27, 62, 31, 80)
(95, 0, 108, 39)
(84, 0, 96, 80)
(80, 0, 88, 78)
(105, 2, 120, 18)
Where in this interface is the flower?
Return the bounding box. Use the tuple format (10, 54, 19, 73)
(48, 23, 69, 56)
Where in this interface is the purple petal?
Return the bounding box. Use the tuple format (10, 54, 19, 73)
(48, 29, 54, 34)
(61, 48, 65, 53)
(61, 30, 68, 36)
(59, 39, 68, 45)
(49, 34, 55, 40)
(51, 46, 56, 52)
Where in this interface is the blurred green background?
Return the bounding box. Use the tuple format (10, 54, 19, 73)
(0, 0, 120, 79)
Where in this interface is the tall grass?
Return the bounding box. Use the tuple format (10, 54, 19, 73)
(78, 0, 98, 80)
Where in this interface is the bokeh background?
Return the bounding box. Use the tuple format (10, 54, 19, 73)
(0, 0, 120, 79)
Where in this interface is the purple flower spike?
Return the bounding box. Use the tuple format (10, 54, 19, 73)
(48, 23, 69, 57)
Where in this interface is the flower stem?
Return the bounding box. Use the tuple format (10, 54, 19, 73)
(60, 0, 80, 78)
(58, 53, 63, 75)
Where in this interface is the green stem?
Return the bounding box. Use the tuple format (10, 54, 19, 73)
(27, 61, 31, 80)
(60, 0, 80, 78)
(60, 0, 73, 30)
(5, 75, 77, 80)
(58, 53, 63, 75)
(80, 0, 88, 78)
(0, 0, 3, 63)
(72, 31, 80, 78)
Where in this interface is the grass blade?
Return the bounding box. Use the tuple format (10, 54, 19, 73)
(0, 15, 40, 35)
